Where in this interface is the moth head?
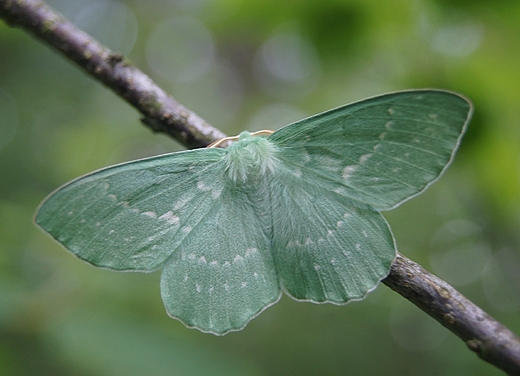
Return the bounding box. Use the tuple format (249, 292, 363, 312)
(223, 131, 279, 184)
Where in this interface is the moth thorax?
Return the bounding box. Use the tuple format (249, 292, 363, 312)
(224, 131, 279, 184)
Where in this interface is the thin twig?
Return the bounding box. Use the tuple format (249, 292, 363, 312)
(1, 0, 519, 374)
(0, 0, 225, 148)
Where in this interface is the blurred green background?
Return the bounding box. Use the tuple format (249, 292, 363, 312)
(1, 0, 520, 374)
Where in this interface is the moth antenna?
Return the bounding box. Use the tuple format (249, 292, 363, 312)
(207, 130, 274, 148)
(207, 135, 240, 148)
(250, 129, 275, 137)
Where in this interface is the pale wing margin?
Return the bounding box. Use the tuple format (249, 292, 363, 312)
(35, 148, 226, 271)
(268, 90, 472, 211)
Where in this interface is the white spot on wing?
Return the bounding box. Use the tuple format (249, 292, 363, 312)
(197, 180, 211, 191)
(141, 211, 157, 218)
(181, 226, 192, 233)
(196, 284, 201, 292)
(359, 153, 372, 163)
(174, 197, 190, 210)
(199, 256, 207, 263)
(319, 157, 342, 172)
(379, 132, 386, 140)
(245, 248, 258, 257)
(241, 282, 247, 288)
(211, 189, 222, 199)
(355, 243, 362, 251)
(429, 113, 438, 119)
(234, 254, 244, 263)
(342, 165, 358, 180)
(387, 108, 395, 115)
(159, 211, 179, 225)
(107, 194, 117, 201)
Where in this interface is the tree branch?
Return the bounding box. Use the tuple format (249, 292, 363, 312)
(1, 0, 519, 374)
(383, 253, 520, 375)
(0, 0, 225, 148)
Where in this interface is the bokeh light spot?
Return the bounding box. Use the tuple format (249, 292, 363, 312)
(483, 248, 520, 312)
(174, 62, 242, 128)
(146, 17, 215, 83)
(247, 104, 307, 132)
(254, 28, 321, 100)
(429, 219, 491, 286)
(430, 21, 484, 57)
(73, 0, 138, 54)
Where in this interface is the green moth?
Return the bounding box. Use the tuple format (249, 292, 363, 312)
(35, 90, 472, 335)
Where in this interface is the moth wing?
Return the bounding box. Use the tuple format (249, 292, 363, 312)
(268, 90, 472, 210)
(160, 186, 280, 335)
(268, 175, 396, 303)
(35, 148, 228, 271)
